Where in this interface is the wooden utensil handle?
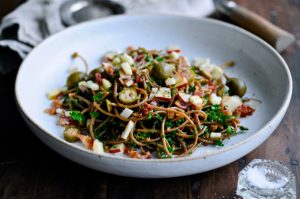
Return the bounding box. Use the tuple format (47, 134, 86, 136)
(219, 2, 295, 52)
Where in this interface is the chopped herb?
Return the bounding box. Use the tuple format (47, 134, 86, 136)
(226, 126, 234, 134)
(206, 105, 231, 125)
(191, 66, 198, 73)
(156, 56, 164, 62)
(215, 140, 224, 147)
(166, 137, 174, 145)
(128, 140, 137, 148)
(165, 120, 173, 128)
(90, 112, 100, 119)
(93, 91, 104, 102)
(167, 146, 174, 152)
(188, 85, 195, 93)
(146, 83, 151, 91)
(161, 134, 165, 138)
(239, 126, 249, 131)
(175, 118, 184, 127)
(171, 89, 177, 96)
(70, 111, 85, 121)
(147, 112, 153, 119)
(156, 114, 163, 121)
(238, 126, 249, 133)
(211, 104, 221, 111)
(158, 150, 172, 159)
(151, 76, 163, 85)
(145, 54, 153, 62)
(136, 132, 150, 140)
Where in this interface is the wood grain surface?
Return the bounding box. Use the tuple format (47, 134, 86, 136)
(0, 0, 299, 198)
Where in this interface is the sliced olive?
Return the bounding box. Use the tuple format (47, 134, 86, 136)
(151, 62, 175, 80)
(88, 68, 101, 79)
(66, 72, 86, 88)
(119, 87, 138, 104)
(226, 78, 247, 97)
(63, 127, 80, 142)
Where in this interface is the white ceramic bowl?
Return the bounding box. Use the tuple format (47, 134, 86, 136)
(15, 15, 292, 178)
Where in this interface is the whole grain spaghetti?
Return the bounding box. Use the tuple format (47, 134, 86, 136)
(46, 46, 255, 159)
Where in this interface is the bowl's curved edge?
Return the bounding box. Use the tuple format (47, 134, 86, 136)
(15, 15, 293, 169)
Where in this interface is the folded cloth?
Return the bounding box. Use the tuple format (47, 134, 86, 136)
(0, 0, 214, 74)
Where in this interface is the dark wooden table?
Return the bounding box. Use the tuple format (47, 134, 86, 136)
(0, 0, 299, 198)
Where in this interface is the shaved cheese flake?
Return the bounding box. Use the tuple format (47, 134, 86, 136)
(222, 95, 242, 112)
(86, 80, 100, 91)
(155, 87, 171, 100)
(93, 140, 104, 154)
(211, 66, 224, 79)
(190, 95, 203, 107)
(165, 77, 176, 86)
(210, 133, 222, 139)
(120, 108, 134, 118)
(121, 53, 134, 65)
(167, 45, 180, 51)
(149, 87, 159, 99)
(125, 79, 134, 87)
(104, 51, 117, 60)
(121, 120, 135, 140)
(209, 93, 222, 105)
(47, 89, 61, 99)
(169, 51, 180, 59)
(121, 62, 133, 75)
(102, 78, 112, 90)
(178, 92, 192, 103)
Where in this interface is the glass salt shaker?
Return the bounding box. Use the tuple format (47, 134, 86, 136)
(236, 159, 296, 199)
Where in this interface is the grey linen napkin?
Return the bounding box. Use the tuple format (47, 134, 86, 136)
(0, 0, 214, 74)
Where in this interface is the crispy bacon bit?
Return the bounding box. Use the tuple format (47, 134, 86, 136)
(194, 86, 204, 97)
(135, 75, 143, 83)
(167, 49, 181, 54)
(207, 81, 218, 92)
(168, 111, 175, 119)
(135, 54, 144, 62)
(106, 66, 114, 75)
(125, 148, 152, 159)
(95, 72, 102, 85)
(174, 100, 188, 109)
(132, 67, 138, 74)
(234, 104, 255, 117)
(45, 99, 62, 115)
(126, 46, 134, 52)
(141, 103, 154, 116)
(59, 116, 76, 126)
(77, 134, 93, 149)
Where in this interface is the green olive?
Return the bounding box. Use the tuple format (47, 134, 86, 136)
(151, 62, 175, 80)
(119, 87, 138, 104)
(226, 77, 247, 97)
(66, 72, 86, 88)
(63, 127, 80, 142)
(88, 68, 101, 79)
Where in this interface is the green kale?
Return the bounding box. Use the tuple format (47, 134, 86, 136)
(147, 112, 153, 120)
(156, 56, 164, 62)
(92, 91, 104, 102)
(206, 105, 231, 125)
(69, 111, 85, 121)
(145, 54, 153, 62)
(215, 140, 224, 147)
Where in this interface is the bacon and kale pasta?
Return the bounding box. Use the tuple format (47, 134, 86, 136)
(46, 46, 255, 159)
